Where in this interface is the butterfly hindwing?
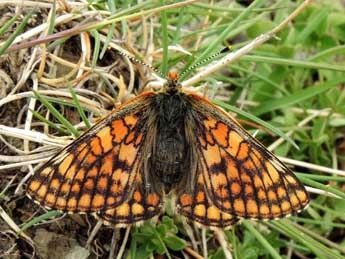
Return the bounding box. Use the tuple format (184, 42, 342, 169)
(27, 92, 156, 213)
(186, 92, 309, 220)
(177, 171, 238, 228)
(96, 174, 162, 226)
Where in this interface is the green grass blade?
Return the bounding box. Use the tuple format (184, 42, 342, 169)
(298, 175, 345, 200)
(91, 29, 101, 67)
(241, 55, 345, 72)
(67, 83, 92, 129)
(242, 221, 282, 259)
(0, 9, 35, 55)
(0, 13, 20, 36)
(20, 211, 62, 232)
(29, 108, 69, 135)
(253, 77, 344, 116)
(33, 91, 80, 137)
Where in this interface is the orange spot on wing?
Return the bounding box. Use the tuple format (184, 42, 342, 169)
(257, 189, 266, 200)
(194, 204, 206, 217)
(50, 179, 60, 190)
(196, 191, 205, 203)
(203, 144, 221, 166)
(207, 206, 220, 220)
(92, 194, 105, 208)
(204, 117, 217, 128)
(85, 153, 96, 164)
(71, 183, 80, 193)
(268, 190, 277, 201)
(96, 126, 113, 153)
(133, 191, 142, 202)
(61, 183, 70, 193)
(147, 193, 160, 206)
(234, 199, 245, 214)
(231, 182, 241, 195)
(111, 119, 128, 143)
(259, 204, 270, 217)
(90, 137, 102, 155)
(277, 187, 287, 198)
(74, 168, 86, 181)
(56, 197, 66, 208)
(265, 162, 280, 183)
(281, 201, 291, 212)
(296, 190, 308, 204)
(45, 193, 56, 207)
(124, 115, 138, 127)
(271, 205, 281, 216)
(132, 203, 144, 215)
(67, 198, 77, 210)
(245, 185, 254, 195)
(77, 144, 88, 160)
(85, 178, 94, 190)
(40, 167, 53, 177)
(211, 122, 228, 147)
(78, 194, 91, 209)
(28, 180, 41, 192)
(116, 203, 130, 216)
(225, 157, 240, 180)
(107, 197, 115, 206)
(246, 199, 258, 216)
(87, 166, 98, 178)
(119, 142, 137, 166)
(126, 131, 135, 143)
(228, 130, 243, 157)
(58, 155, 74, 175)
(100, 153, 113, 175)
(36, 184, 47, 199)
(135, 133, 143, 146)
(237, 142, 249, 160)
(205, 132, 214, 145)
(222, 200, 232, 210)
(96, 176, 108, 191)
(180, 194, 192, 206)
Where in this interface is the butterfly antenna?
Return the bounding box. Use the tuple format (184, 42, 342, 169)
(117, 50, 166, 79)
(180, 45, 232, 79)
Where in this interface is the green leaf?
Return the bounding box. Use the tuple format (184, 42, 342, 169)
(163, 236, 186, 251)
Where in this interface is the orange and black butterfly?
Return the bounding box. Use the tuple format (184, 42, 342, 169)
(27, 70, 309, 228)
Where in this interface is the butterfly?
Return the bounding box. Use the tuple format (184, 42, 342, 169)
(27, 71, 309, 228)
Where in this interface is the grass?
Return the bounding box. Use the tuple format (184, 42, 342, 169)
(0, 0, 345, 258)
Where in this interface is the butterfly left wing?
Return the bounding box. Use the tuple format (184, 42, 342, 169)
(186, 93, 309, 220)
(27, 92, 156, 213)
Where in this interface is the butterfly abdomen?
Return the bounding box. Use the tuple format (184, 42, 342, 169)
(149, 93, 190, 191)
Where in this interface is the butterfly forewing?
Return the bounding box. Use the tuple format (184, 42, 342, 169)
(27, 92, 157, 213)
(185, 92, 309, 220)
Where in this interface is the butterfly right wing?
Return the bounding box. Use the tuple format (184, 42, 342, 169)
(185, 92, 309, 220)
(27, 92, 156, 213)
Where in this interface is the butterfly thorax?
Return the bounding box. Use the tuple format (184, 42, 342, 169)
(150, 78, 189, 192)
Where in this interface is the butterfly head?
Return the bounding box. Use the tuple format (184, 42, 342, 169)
(165, 72, 182, 94)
